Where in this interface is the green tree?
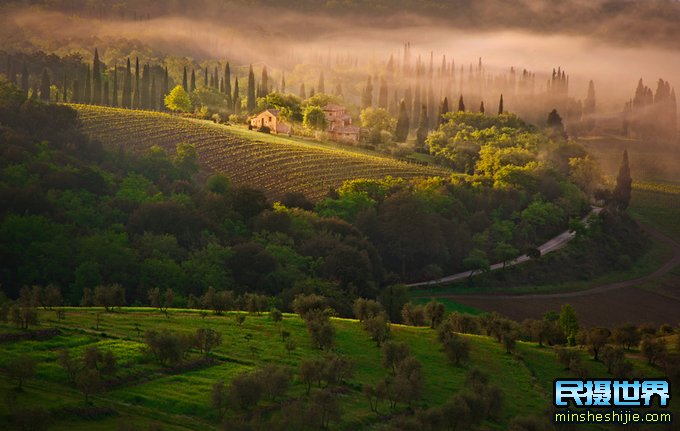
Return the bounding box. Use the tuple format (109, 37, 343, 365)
(559, 304, 579, 346)
(39, 69, 50, 102)
(395, 100, 410, 142)
(303, 105, 327, 130)
(613, 149, 632, 210)
(92, 48, 101, 104)
(6, 354, 36, 389)
(415, 105, 429, 149)
(164, 85, 192, 113)
(247, 65, 256, 112)
(498, 94, 504, 115)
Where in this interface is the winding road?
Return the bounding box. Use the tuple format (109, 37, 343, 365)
(410, 213, 680, 326)
(407, 208, 602, 288)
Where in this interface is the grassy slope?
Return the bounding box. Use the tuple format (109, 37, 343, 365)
(72, 105, 449, 200)
(1, 309, 674, 430)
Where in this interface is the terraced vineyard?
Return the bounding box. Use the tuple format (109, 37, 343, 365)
(73, 105, 449, 200)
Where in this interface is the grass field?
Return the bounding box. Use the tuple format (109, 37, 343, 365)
(72, 105, 449, 200)
(1, 308, 676, 430)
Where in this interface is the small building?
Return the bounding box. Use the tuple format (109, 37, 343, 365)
(323, 104, 360, 143)
(250, 109, 291, 135)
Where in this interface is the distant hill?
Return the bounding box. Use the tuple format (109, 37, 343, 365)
(74, 105, 448, 200)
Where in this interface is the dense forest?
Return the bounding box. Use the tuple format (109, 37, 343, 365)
(0, 76, 646, 317)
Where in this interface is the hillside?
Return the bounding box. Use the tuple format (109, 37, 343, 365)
(1, 308, 676, 431)
(73, 105, 449, 200)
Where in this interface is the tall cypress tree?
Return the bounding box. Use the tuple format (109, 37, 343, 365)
(92, 48, 101, 104)
(39, 69, 50, 102)
(299, 83, 306, 99)
(190, 69, 196, 93)
(61, 69, 67, 102)
(233, 77, 240, 114)
(317, 70, 324, 94)
(259, 66, 268, 97)
(112, 66, 118, 107)
(141, 64, 150, 109)
(280, 72, 285, 93)
(162, 66, 169, 110)
(21, 61, 28, 97)
(84, 65, 91, 104)
(438, 97, 449, 126)
(247, 65, 256, 112)
(122, 58, 132, 108)
(150, 73, 156, 110)
(204, 67, 208, 87)
(416, 105, 429, 150)
(103, 81, 109, 106)
(412, 82, 420, 124)
(479, 101, 485, 114)
(72, 79, 80, 103)
(182, 66, 188, 92)
(427, 83, 435, 129)
(361, 76, 372, 109)
(613, 149, 632, 210)
(498, 94, 504, 115)
(395, 100, 410, 142)
(133, 58, 140, 109)
(378, 77, 388, 109)
(458, 95, 465, 112)
(224, 63, 232, 111)
(214, 66, 219, 89)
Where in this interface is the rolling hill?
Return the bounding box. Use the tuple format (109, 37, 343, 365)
(72, 105, 449, 200)
(1, 308, 674, 430)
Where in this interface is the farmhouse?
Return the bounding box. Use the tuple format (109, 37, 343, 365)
(323, 104, 360, 143)
(250, 109, 291, 134)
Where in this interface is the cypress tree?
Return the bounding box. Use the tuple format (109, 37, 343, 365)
(281, 72, 285, 93)
(613, 150, 632, 210)
(480, 101, 485, 114)
(378, 77, 388, 109)
(182, 66, 188, 92)
(233, 77, 240, 114)
(5, 55, 10, 81)
(247, 65, 256, 112)
(103, 80, 109, 106)
(458, 95, 465, 112)
(162, 66, 169, 110)
(190, 68, 195, 93)
(361, 76, 372, 108)
(141, 64, 149, 109)
(214, 66, 219, 89)
(335, 83, 342, 97)
(21, 61, 28, 97)
(224, 63, 232, 110)
(150, 74, 156, 110)
(260, 66, 268, 97)
(395, 100, 410, 142)
(219, 77, 223, 94)
(416, 105, 429, 150)
(204, 67, 208, 87)
(39, 69, 50, 102)
(412, 82, 420, 125)
(427, 83, 436, 129)
(133, 57, 140, 109)
(72, 79, 80, 103)
(498, 94, 504, 115)
(61, 70, 67, 102)
(9, 57, 17, 85)
(92, 48, 101, 104)
(317, 70, 324, 94)
(123, 58, 132, 108)
(299, 82, 306, 99)
(84, 65, 91, 104)
(438, 97, 449, 126)
(309, 86, 315, 97)
(112, 66, 118, 107)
